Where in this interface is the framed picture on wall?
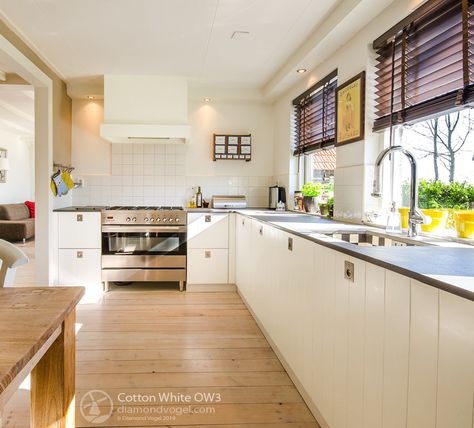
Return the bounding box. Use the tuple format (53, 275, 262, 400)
(335, 71, 365, 146)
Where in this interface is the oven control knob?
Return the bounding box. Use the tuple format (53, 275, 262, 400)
(132, 217, 137, 222)
(175, 218, 180, 223)
(156, 218, 161, 222)
(126, 217, 131, 222)
(144, 217, 149, 222)
(162, 218, 168, 222)
(150, 217, 155, 222)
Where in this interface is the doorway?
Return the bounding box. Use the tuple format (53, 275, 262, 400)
(0, 33, 54, 285)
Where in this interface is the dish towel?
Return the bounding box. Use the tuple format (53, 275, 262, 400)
(53, 173, 69, 196)
(62, 171, 75, 190)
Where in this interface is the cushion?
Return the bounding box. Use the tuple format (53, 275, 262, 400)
(0, 219, 35, 242)
(0, 204, 30, 221)
(25, 201, 35, 218)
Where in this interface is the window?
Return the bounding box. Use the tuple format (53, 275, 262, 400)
(304, 148, 336, 183)
(373, 0, 474, 132)
(293, 70, 338, 155)
(372, 0, 474, 237)
(389, 109, 474, 210)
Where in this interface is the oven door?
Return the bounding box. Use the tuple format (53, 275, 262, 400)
(101, 225, 187, 256)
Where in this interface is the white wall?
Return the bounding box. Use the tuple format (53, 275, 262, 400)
(272, 0, 421, 221)
(71, 97, 274, 207)
(72, 100, 111, 175)
(0, 129, 34, 204)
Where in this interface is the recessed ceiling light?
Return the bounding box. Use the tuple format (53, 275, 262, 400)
(203, 97, 211, 102)
(87, 95, 95, 100)
(296, 68, 307, 74)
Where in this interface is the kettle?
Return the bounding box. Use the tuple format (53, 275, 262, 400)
(269, 185, 286, 209)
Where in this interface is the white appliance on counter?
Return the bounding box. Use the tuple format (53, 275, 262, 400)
(212, 195, 247, 209)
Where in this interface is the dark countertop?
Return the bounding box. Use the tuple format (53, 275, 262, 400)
(53, 206, 473, 301)
(237, 210, 474, 301)
(53, 206, 105, 212)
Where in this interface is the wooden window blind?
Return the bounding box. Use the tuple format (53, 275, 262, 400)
(373, 0, 474, 131)
(293, 70, 338, 155)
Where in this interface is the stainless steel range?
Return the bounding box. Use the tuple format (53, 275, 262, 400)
(101, 206, 187, 291)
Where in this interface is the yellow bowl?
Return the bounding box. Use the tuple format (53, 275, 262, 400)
(454, 210, 474, 238)
(398, 207, 410, 229)
(420, 209, 449, 232)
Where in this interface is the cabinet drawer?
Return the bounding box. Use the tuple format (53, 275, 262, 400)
(58, 212, 101, 249)
(187, 248, 228, 284)
(58, 249, 102, 286)
(187, 213, 229, 249)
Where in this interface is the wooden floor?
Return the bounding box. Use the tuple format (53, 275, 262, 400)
(12, 240, 36, 287)
(3, 278, 319, 427)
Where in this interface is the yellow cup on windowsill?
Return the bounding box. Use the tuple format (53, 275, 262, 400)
(454, 210, 474, 239)
(398, 207, 410, 229)
(420, 209, 449, 232)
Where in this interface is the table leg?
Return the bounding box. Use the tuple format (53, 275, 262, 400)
(30, 310, 76, 428)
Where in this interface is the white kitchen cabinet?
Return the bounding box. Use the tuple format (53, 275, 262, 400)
(407, 280, 439, 428)
(187, 213, 229, 249)
(363, 263, 385, 428)
(187, 212, 233, 287)
(57, 211, 102, 291)
(235, 214, 253, 298)
(58, 248, 101, 286)
(187, 249, 228, 284)
(345, 256, 366, 428)
(58, 211, 101, 249)
(312, 244, 336, 427)
(234, 216, 474, 428)
(382, 271, 411, 428)
(436, 290, 474, 428)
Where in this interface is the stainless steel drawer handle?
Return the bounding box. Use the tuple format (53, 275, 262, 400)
(344, 260, 354, 282)
(205, 250, 211, 258)
(205, 215, 211, 223)
(76, 251, 83, 259)
(288, 237, 293, 251)
(259, 226, 263, 235)
(77, 214, 83, 222)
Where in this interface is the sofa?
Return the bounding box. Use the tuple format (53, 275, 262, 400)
(0, 204, 35, 242)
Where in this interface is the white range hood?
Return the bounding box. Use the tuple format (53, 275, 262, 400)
(100, 75, 191, 143)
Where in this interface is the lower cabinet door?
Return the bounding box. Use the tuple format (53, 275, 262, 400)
(187, 249, 229, 284)
(58, 248, 102, 286)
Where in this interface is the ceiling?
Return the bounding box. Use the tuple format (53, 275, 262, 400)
(0, 0, 342, 89)
(0, 85, 34, 136)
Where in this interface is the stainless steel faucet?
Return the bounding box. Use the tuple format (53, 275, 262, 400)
(372, 145, 425, 237)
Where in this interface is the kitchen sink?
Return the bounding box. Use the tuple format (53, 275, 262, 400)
(323, 230, 432, 247)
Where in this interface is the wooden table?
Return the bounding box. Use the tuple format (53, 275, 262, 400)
(0, 287, 84, 428)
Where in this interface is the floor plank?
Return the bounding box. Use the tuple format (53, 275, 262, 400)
(3, 284, 320, 427)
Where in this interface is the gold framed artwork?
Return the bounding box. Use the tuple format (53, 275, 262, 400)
(335, 71, 365, 146)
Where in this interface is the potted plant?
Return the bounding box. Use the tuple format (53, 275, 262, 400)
(318, 182, 334, 215)
(301, 182, 322, 213)
(417, 180, 449, 233)
(416, 180, 474, 235)
(327, 196, 334, 218)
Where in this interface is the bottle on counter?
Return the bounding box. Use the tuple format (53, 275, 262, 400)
(386, 201, 402, 234)
(196, 186, 203, 208)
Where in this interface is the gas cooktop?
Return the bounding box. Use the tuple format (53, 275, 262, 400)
(106, 206, 184, 211)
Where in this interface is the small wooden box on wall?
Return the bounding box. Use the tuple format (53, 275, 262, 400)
(213, 134, 251, 162)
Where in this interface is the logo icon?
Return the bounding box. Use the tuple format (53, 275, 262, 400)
(80, 389, 113, 424)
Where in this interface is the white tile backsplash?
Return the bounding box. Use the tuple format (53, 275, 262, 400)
(72, 143, 272, 207)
